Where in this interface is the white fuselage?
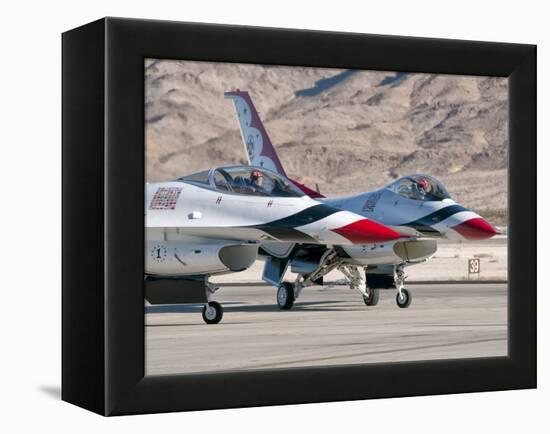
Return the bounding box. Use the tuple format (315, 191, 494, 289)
(323, 188, 481, 240)
(145, 179, 401, 276)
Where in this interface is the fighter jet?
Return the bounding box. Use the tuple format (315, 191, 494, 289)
(224, 90, 498, 310)
(145, 165, 401, 323)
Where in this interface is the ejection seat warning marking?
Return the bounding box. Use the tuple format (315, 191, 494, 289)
(149, 187, 182, 210)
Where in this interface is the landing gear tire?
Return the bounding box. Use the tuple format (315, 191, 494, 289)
(277, 283, 295, 310)
(396, 289, 412, 308)
(202, 301, 223, 324)
(363, 288, 380, 306)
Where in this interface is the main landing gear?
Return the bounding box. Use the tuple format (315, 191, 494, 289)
(277, 282, 295, 310)
(201, 281, 223, 324)
(271, 247, 413, 310)
(338, 264, 381, 306)
(274, 259, 412, 310)
(352, 263, 412, 308)
(362, 287, 380, 306)
(275, 249, 339, 310)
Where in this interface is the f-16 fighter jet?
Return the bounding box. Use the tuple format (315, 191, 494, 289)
(145, 165, 401, 323)
(224, 90, 498, 310)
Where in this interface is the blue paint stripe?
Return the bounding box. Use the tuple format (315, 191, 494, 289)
(404, 204, 468, 234)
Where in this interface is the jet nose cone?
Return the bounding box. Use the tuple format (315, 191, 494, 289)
(452, 217, 497, 240)
(331, 219, 402, 244)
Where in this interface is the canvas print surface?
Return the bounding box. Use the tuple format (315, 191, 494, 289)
(144, 59, 508, 376)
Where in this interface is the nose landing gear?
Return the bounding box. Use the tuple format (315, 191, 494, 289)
(394, 265, 411, 308)
(202, 281, 223, 324)
(396, 288, 412, 308)
(202, 301, 223, 324)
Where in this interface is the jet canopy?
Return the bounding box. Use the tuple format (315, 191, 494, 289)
(387, 174, 451, 201)
(178, 165, 306, 198)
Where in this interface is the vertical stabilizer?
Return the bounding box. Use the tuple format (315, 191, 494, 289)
(224, 90, 287, 176)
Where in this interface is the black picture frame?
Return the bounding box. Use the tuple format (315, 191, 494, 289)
(62, 17, 536, 416)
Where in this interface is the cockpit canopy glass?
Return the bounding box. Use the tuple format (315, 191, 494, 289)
(387, 174, 451, 201)
(180, 169, 209, 185)
(179, 166, 305, 198)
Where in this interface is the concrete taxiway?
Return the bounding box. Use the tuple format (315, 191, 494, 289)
(145, 283, 507, 376)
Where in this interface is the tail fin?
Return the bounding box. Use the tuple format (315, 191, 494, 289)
(224, 90, 287, 176)
(224, 90, 325, 199)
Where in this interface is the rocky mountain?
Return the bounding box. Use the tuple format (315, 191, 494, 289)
(145, 59, 508, 225)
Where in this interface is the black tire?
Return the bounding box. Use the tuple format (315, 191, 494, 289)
(202, 301, 223, 324)
(396, 288, 412, 308)
(277, 283, 295, 310)
(362, 288, 380, 306)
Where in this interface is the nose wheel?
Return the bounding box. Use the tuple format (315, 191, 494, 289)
(394, 265, 412, 308)
(277, 282, 295, 310)
(396, 288, 412, 308)
(201, 282, 223, 324)
(202, 301, 223, 324)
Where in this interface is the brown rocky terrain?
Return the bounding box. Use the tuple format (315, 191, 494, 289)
(145, 59, 508, 226)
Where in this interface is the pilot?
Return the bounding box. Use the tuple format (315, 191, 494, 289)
(416, 178, 430, 199)
(249, 170, 265, 193)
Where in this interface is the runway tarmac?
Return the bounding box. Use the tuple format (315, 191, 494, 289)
(145, 283, 507, 376)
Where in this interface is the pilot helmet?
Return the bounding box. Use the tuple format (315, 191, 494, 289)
(251, 170, 263, 179)
(417, 178, 429, 191)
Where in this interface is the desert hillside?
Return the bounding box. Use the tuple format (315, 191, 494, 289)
(145, 59, 508, 226)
